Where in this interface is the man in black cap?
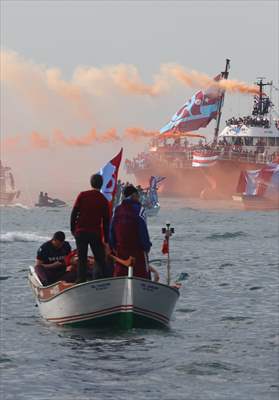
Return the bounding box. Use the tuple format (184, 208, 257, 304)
(35, 231, 72, 286)
(71, 174, 110, 283)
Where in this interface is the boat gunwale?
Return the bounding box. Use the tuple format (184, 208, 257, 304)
(28, 270, 180, 303)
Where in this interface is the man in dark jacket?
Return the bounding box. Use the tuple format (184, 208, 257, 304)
(35, 231, 71, 286)
(71, 174, 110, 283)
(109, 185, 152, 279)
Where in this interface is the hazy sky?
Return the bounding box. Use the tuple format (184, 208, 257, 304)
(1, 0, 278, 203)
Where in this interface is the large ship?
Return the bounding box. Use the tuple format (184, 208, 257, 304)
(0, 161, 20, 205)
(125, 61, 279, 199)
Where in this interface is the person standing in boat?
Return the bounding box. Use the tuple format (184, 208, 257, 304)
(109, 185, 152, 279)
(35, 231, 72, 286)
(70, 174, 110, 283)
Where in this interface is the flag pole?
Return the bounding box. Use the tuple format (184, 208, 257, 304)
(214, 59, 230, 141)
(162, 222, 175, 285)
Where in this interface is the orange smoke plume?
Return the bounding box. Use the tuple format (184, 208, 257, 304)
(30, 132, 50, 149)
(124, 127, 160, 140)
(217, 79, 260, 94)
(1, 50, 93, 119)
(2, 135, 21, 150)
(53, 129, 97, 147)
(166, 64, 259, 95)
(1, 50, 258, 104)
(73, 64, 169, 97)
(53, 128, 120, 147)
(98, 128, 120, 142)
(108, 65, 167, 96)
(160, 131, 206, 139)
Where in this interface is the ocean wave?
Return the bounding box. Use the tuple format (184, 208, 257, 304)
(176, 361, 241, 375)
(0, 232, 49, 243)
(206, 231, 247, 240)
(0, 203, 31, 209)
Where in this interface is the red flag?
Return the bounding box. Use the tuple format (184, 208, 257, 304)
(161, 238, 169, 254)
(99, 148, 123, 205)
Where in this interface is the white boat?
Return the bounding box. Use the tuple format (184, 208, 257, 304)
(0, 160, 20, 206)
(28, 263, 180, 329)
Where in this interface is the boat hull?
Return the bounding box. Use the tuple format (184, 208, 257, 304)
(0, 191, 18, 205)
(130, 159, 270, 199)
(28, 270, 179, 329)
(232, 194, 279, 210)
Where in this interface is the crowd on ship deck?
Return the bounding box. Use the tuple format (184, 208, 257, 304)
(225, 115, 270, 128)
(125, 137, 279, 172)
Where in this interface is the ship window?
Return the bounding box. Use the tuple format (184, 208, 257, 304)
(244, 137, 253, 146)
(276, 138, 279, 146)
(268, 137, 276, 146)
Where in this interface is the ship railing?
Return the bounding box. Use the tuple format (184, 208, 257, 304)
(125, 148, 279, 172)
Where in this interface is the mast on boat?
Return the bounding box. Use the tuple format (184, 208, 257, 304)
(162, 222, 175, 285)
(214, 58, 230, 141)
(254, 78, 272, 113)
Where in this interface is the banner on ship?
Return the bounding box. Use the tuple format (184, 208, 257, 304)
(236, 163, 279, 198)
(192, 150, 219, 167)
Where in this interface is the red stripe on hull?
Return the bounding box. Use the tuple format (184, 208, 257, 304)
(47, 305, 169, 326)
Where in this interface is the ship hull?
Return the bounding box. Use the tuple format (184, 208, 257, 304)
(130, 159, 269, 199)
(0, 191, 18, 206)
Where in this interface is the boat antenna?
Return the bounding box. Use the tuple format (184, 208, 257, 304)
(254, 78, 272, 116)
(214, 58, 230, 141)
(162, 222, 175, 285)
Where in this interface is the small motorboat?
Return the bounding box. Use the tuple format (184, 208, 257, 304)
(35, 192, 66, 208)
(28, 224, 181, 329)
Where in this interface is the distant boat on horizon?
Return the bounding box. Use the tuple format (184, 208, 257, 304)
(0, 160, 20, 206)
(35, 192, 67, 208)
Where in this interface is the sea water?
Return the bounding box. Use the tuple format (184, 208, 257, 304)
(0, 199, 278, 400)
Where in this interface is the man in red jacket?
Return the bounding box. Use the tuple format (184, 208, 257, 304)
(71, 174, 110, 283)
(109, 185, 152, 279)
